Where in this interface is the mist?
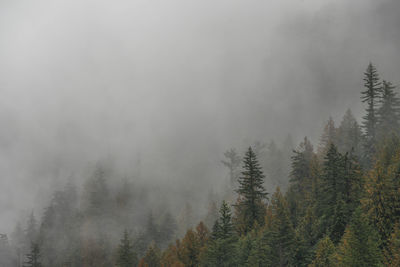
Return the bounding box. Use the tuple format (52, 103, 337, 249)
(1, 0, 400, 244)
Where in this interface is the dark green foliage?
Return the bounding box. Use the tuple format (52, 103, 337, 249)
(203, 201, 237, 267)
(377, 80, 400, 139)
(116, 230, 138, 267)
(361, 62, 382, 164)
(235, 147, 268, 234)
(336, 208, 382, 266)
(309, 236, 336, 267)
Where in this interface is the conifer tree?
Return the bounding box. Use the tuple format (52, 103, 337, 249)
(362, 136, 400, 242)
(361, 62, 381, 164)
(317, 143, 343, 235)
(235, 147, 268, 233)
(309, 236, 336, 267)
(336, 208, 382, 267)
(377, 80, 400, 139)
(286, 137, 315, 226)
(116, 230, 138, 267)
(24, 242, 42, 267)
(264, 187, 295, 267)
(140, 244, 161, 267)
(336, 109, 364, 158)
(203, 201, 237, 267)
(318, 117, 337, 157)
(384, 224, 400, 266)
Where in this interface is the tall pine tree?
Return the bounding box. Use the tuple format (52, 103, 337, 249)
(377, 80, 400, 139)
(116, 230, 138, 267)
(361, 62, 381, 164)
(235, 147, 268, 234)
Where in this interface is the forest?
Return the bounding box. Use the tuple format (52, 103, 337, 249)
(1, 63, 400, 266)
(2, 0, 400, 266)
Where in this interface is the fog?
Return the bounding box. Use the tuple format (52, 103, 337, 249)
(1, 0, 400, 235)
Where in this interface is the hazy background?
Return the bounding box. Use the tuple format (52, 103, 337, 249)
(0, 0, 400, 234)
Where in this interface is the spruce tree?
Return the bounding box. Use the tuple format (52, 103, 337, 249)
(116, 230, 138, 267)
(318, 117, 337, 157)
(336, 109, 364, 159)
(235, 147, 268, 233)
(377, 80, 400, 139)
(204, 201, 237, 267)
(336, 208, 382, 266)
(384, 224, 400, 266)
(309, 236, 336, 267)
(361, 62, 381, 164)
(265, 187, 296, 267)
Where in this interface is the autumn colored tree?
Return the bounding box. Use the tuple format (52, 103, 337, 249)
(309, 236, 336, 267)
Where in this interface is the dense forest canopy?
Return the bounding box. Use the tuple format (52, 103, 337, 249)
(1, 0, 400, 266)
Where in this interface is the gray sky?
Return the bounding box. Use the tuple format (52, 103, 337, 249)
(0, 0, 400, 233)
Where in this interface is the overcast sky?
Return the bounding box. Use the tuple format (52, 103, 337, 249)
(0, 0, 400, 233)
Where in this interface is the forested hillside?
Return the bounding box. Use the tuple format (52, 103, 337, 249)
(1, 63, 400, 266)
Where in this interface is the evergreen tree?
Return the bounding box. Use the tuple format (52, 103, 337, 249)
(336, 208, 382, 267)
(309, 236, 336, 267)
(384, 224, 400, 266)
(264, 187, 295, 267)
(318, 117, 337, 157)
(336, 109, 364, 159)
(180, 229, 201, 267)
(116, 230, 138, 267)
(361, 62, 382, 164)
(377, 80, 400, 139)
(235, 147, 268, 233)
(203, 201, 237, 267)
(362, 135, 400, 243)
(24, 242, 42, 267)
(140, 243, 161, 267)
(286, 137, 316, 226)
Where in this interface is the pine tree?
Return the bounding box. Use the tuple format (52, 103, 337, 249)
(377, 80, 400, 139)
(309, 236, 336, 267)
(286, 137, 316, 226)
(318, 117, 337, 157)
(265, 187, 295, 267)
(384, 224, 400, 266)
(24, 242, 42, 267)
(116, 230, 138, 267)
(336, 109, 364, 159)
(362, 135, 400, 243)
(180, 229, 200, 267)
(235, 147, 268, 233)
(140, 243, 161, 267)
(361, 62, 382, 164)
(336, 208, 382, 266)
(317, 143, 343, 236)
